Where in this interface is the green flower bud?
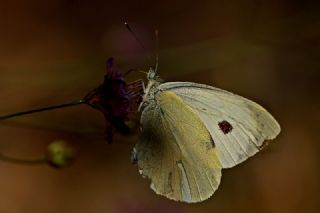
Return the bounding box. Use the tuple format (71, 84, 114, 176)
(46, 140, 75, 168)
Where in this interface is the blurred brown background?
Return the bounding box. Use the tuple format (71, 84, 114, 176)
(0, 0, 319, 212)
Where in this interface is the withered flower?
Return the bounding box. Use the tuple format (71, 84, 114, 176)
(0, 58, 143, 169)
(84, 58, 144, 142)
(0, 58, 143, 143)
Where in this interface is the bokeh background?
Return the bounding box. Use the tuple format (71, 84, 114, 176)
(0, 0, 319, 212)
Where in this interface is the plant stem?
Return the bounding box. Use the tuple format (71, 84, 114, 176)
(0, 99, 87, 121)
(0, 152, 46, 165)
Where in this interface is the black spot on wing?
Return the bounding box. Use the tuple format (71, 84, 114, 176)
(160, 107, 165, 116)
(218, 120, 233, 134)
(258, 140, 270, 150)
(167, 172, 173, 193)
(211, 138, 215, 148)
(176, 160, 182, 165)
(206, 137, 215, 150)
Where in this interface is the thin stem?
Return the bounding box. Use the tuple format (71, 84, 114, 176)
(0, 152, 46, 165)
(2, 120, 103, 135)
(0, 99, 87, 121)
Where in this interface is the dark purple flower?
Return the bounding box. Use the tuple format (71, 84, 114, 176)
(84, 58, 143, 143)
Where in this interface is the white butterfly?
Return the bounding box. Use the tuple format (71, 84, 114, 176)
(133, 68, 281, 203)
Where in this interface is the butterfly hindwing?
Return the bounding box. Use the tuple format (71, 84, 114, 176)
(136, 91, 222, 203)
(160, 82, 281, 168)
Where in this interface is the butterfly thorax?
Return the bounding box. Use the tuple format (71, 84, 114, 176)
(139, 79, 161, 112)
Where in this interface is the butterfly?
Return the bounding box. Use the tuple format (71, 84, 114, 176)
(133, 68, 281, 203)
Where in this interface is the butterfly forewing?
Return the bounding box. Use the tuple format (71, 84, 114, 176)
(160, 82, 281, 168)
(136, 91, 222, 203)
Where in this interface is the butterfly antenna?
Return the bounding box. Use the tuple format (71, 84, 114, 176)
(154, 29, 159, 75)
(123, 68, 148, 77)
(124, 22, 153, 65)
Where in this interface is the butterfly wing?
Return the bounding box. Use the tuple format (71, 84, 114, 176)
(136, 91, 222, 203)
(160, 82, 281, 168)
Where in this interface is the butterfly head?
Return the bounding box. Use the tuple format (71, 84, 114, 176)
(147, 67, 158, 81)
